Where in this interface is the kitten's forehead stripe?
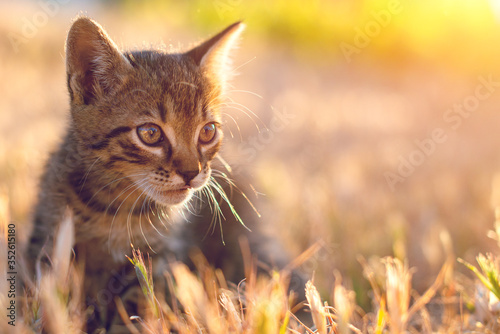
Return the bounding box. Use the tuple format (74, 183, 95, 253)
(161, 96, 176, 124)
(201, 105, 207, 119)
(157, 101, 167, 123)
(140, 109, 154, 118)
(126, 50, 214, 121)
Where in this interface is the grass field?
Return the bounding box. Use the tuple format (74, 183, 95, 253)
(3, 0, 500, 332)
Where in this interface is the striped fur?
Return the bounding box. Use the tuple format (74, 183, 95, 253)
(27, 17, 245, 331)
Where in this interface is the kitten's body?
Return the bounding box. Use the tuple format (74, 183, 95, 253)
(27, 17, 305, 332)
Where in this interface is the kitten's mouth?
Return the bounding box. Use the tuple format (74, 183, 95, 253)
(155, 186, 193, 205)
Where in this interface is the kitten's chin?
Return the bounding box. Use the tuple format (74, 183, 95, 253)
(154, 188, 194, 206)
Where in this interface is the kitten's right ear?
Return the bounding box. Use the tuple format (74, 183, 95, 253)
(66, 17, 131, 105)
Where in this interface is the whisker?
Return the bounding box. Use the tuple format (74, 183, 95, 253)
(226, 88, 263, 100)
(225, 97, 266, 130)
(221, 104, 262, 133)
(210, 100, 258, 133)
(183, 201, 194, 216)
(134, 184, 159, 254)
(215, 155, 233, 174)
(221, 112, 241, 141)
(143, 186, 170, 237)
(195, 189, 208, 214)
(104, 177, 148, 216)
(211, 169, 261, 218)
(203, 181, 223, 241)
(78, 157, 101, 194)
(152, 201, 170, 231)
(208, 180, 227, 244)
(86, 172, 149, 208)
(210, 175, 250, 231)
(106, 178, 149, 252)
(230, 56, 257, 73)
(156, 201, 171, 224)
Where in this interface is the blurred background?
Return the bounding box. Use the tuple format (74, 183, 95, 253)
(3, 0, 500, 308)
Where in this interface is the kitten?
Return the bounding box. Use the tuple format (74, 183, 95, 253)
(27, 17, 305, 332)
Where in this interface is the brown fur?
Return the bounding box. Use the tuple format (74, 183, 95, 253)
(28, 17, 242, 257)
(27, 17, 246, 331)
(27, 17, 306, 332)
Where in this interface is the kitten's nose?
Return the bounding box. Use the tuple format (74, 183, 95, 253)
(177, 169, 200, 185)
(173, 157, 201, 185)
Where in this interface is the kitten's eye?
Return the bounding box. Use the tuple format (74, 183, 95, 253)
(199, 123, 217, 144)
(137, 123, 163, 145)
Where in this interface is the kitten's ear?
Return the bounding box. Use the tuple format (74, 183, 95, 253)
(66, 17, 131, 105)
(185, 22, 245, 92)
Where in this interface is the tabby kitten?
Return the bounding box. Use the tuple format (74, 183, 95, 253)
(28, 17, 242, 260)
(27, 16, 247, 328)
(27, 17, 306, 332)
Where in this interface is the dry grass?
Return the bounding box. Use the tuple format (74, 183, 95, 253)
(4, 214, 500, 333)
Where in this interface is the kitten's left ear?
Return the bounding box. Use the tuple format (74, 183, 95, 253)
(185, 22, 245, 92)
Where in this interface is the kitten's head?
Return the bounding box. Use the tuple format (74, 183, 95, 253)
(66, 17, 243, 206)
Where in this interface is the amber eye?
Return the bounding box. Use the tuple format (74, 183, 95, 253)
(199, 123, 217, 144)
(137, 123, 163, 145)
